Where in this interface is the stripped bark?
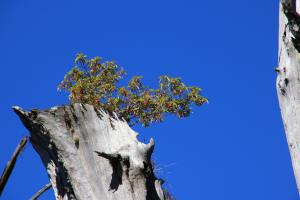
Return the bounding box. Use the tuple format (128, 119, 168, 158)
(0, 136, 28, 196)
(13, 103, 167, 200)
(277, 0, 300, 194)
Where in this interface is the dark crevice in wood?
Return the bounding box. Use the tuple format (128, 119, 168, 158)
(285, 78, 290, 86)
(109, 118, 116, 130)
(70, 104, 78, 124)
(30, 127, 76, 199)
(282, 2, 300, 52)
(63, 107, 73, 131)
(144, 162, 161, 200)
(94, 151, 123, 192)
(93, 107, 103, 119)
(13, 108, 77, 199)
(81, 103, 87, 111)
(14, 104, 167, 200)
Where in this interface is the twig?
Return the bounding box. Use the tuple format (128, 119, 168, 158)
(30, 183, 52, 200)
(0, 136, 28, 196)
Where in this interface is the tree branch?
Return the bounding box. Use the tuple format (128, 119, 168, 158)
(30, 183, 52, 200)
(0, 136, 28, 195)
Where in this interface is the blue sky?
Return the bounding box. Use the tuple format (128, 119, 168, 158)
(0, 0, 295, 199)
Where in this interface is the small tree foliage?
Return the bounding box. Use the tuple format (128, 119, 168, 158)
(58, 53, 208, 127)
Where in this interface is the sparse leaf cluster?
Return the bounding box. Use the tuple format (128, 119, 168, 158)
(58, 53, 207, 127)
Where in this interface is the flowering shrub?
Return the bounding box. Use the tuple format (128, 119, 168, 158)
(58, 53, 207, 127)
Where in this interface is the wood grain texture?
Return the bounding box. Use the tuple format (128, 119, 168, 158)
(277, 0, 300, 194)
(13, 103, 167, 200)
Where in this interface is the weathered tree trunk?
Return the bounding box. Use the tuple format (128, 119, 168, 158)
(13, 103, 167, 200)
(277, 0, 300, 194)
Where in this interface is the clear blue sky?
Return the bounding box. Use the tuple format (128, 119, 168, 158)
(0, 0, 294, 199)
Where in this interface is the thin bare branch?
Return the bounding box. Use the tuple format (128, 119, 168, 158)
(0, 136, 28, 196)
(30, 183, 52, 200)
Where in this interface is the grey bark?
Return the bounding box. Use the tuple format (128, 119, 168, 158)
(13, 103, 168, 200)
(277, 0, 300, 194)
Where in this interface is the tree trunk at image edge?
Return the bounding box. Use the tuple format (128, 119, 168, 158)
(13, 103, 168, 200)
(277, 0, 300, 194)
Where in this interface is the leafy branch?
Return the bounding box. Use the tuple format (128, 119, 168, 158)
(58, 53, 207, 127)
